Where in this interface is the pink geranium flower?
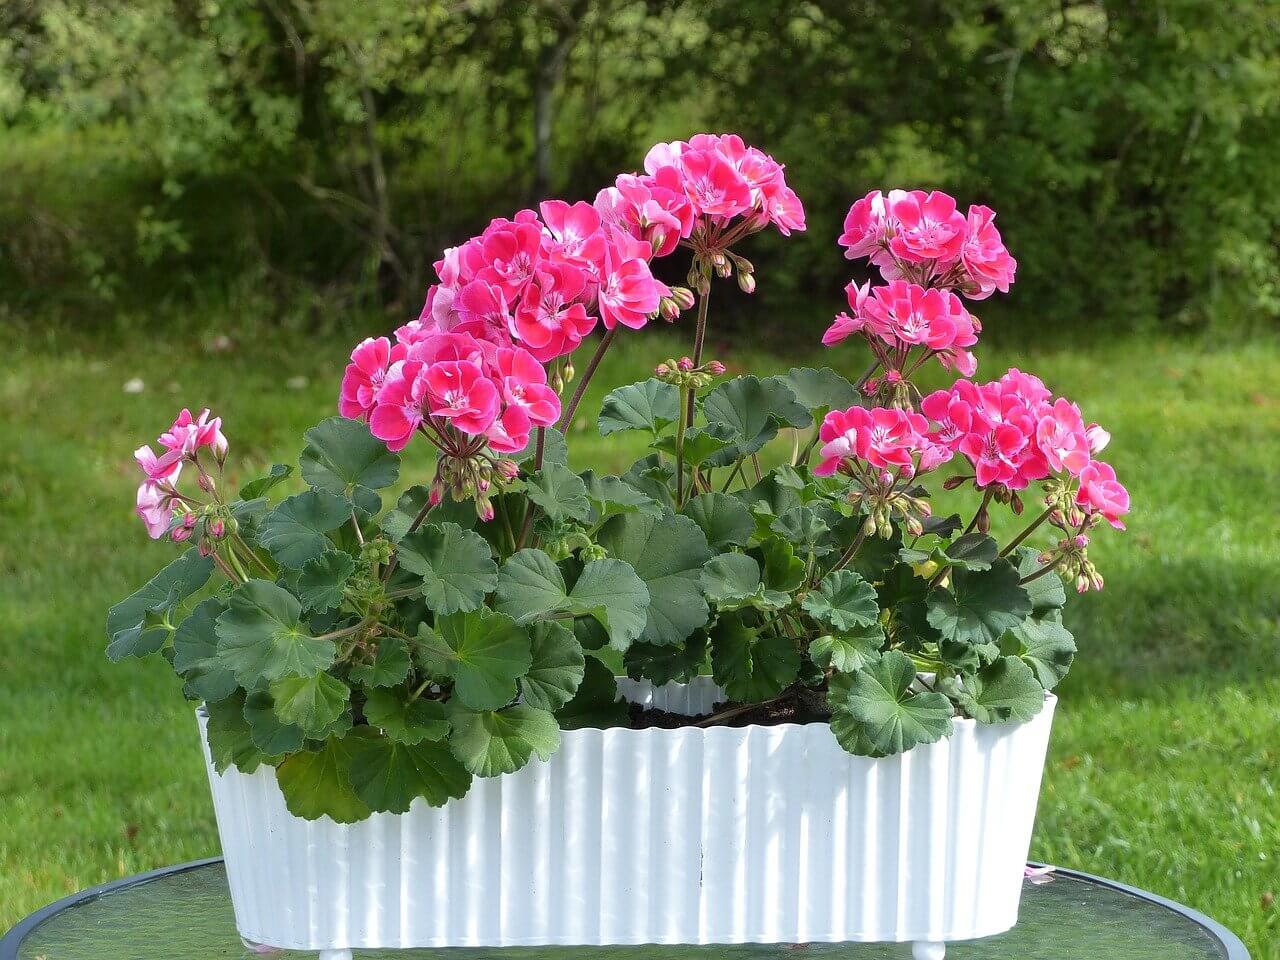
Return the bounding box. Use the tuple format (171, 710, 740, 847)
(136, 482, 174, 540)
(453, 279, 516, 347)
(484, 405, 532, 454)
(159, 408, 227, 458)
(863, 281, 977, 352)
(960, 205, 1017, 299)
(813, 405, 931, 477)
(1076, 460, 1130, 529)
(425, 360, 500, 435)
(476, 218, 544, 300)
(887, 190, 966, 264)
(838, 190, 894, 260)
(339, 337, 401, 420)
(134, 444, 184, 483)
(1036, 398, 1092, 476)
(822, 281, 873, 346)
(511, 262, 596, 362)
(539, 200, 606, 267)
(596, 226, 663, 330)
(493, 348, 561, 426)
(369, 361, 432, 452)
(675, 145, 753, 220)
(595, 173, 690, 258)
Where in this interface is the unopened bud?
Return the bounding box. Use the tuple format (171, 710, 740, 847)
(198, 473, 215, 493)
(659, 298, 680, 321)
(198, 541, 213, 557)
(976, 509, 991, 535)
(862, 515, 877, 537)
(711, 252, 727, 269)
(1049, 508, 1066, 527)
(476, 498, 495, 523)
(715, 259, 732, 279)
(496, 459, 520, 482)
(171, 525, 193, 543)
(706, 361, 726, 375)
(942, 475, 967, 491)
(562, 360, 575, 384)
(737, 271, 756, 294)
(655, 363, 671, 377)
(429, 482, 444, 507)
(551, 371, 565, 393)
(182, 512, 198, 528)
(905, 516, 923, 537)
(695, 274, 711, 296)
(1010, 492, 1024, 515)
(671, 287, 696, 311)
(678, 356, 694, 373)
(208, 519, 226, 539)
(1073, 534, 1089, 549)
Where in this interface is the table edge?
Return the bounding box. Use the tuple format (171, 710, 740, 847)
(0, 859, 1249, 960)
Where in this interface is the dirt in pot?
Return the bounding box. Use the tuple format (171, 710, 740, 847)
(627, 686, 833, 730)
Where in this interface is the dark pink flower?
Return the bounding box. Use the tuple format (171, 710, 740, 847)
(595, 173, 690, 258)
(484, 405, 533, 454)
(674, 145, 753, 220)
(425, 360, 501, 436)
(134, 443, 183, 484)
(822, 281, 874, 346)
(158, 408, 227, 458)
(539, 200, 606, 267)
(960, 205, 1017, 299)
(887, 190, 966, 264)
(511, 261, 596, 363)
(596, 226, 664, 330)
(369, 361, 431, 452)
(476, 218, 544, 300)
(493, 347, 561, 426)
(863, 281, 977, 352)
(1075, 460, 1129, 529)
(453, 279, 516, 347)
(814, 405, 931, 477)
(339, 336, 402, 420)
(838, 190, 894, 260)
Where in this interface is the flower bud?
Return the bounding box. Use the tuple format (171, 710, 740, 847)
(655, 363, 670, 377)
(659, 297, 681, 322)
(551, 370, 565, 393)
(862, 515, 877, 537)
(671, 287, 696, 310)
(562, 360, 575, 384)
(496, 459, 520, 482)
(429, 482, 444, 507)
(476, 498, 495, 523)
(737, 271, 756, 294)
(1073, 534, 1089, 549)
(182, 511, 198, 528)
(976, 509, 991, 535)
(208, 519, 226, 539)
(171, 525, 192, 543)
(198, 541, 213, 557)
(678, 357, 694, 373)
(1010, 492, 1024, 515)
(695, 274, 711, 296)
(905, 516, 923, 537)
(706, 361, 726, 376)
(711, 252, 728, 269)
(198, 473, 215, 493)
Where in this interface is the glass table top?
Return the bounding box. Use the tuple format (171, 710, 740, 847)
(4, 860, 1244, 960)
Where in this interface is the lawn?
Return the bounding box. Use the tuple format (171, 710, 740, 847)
(0, 319, 1277, 956)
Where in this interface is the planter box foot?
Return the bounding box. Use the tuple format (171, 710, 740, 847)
(318, 950, 352, 960)
(912, 941, 946, 960)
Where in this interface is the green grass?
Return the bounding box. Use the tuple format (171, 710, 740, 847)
(1, 321, 1277, 956)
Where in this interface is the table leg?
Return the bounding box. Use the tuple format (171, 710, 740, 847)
(911, 941, 945, 960)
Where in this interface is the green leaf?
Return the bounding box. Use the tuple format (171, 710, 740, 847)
(598, 379, 680, 436)
(622, 454, 676, 508)
(363, 688, 450, 744)
(700, 553, 762, 607)
(398, 522, 498, 615)
(651, 423, 735, 466)
(513, 426, 568, 466)
(596, 510, 713, 647)
(877, 563, 940, 646)
(215, 579, 335, 685)
(681, 492, 754, 549)
(739, 470, 804, 520)
(350, 636, 413, 688)
(519, 621, 585, 711)
(802, 569, 879, 631)
(1005, 612, 1076, 689)
(269, 672, 351, 738)
(809, 623, 884, 672)
(299, 416, 400, 513)
(296, 550, 356, 613)
(495, 548, 573, 621)
(580, 470, 662, 521)
(447, 703, 561, 777)
(348, 732, 471, 813)
(624, 631, 708, 686)
(1015, 546, 1067, 612)
(556, 657, 629, 729)
(943, 533, 999, 571)
(204, 693, 267, 774)
(172, 598, 237, 702)
(106, 549, 214, 661)
(259, 490, 351, 568)
(416, 609, 532, 711)
(242, 690, 305, 755)
(702, 375, 810, 463)
(567, 558, 651, 650)
(382, 485, 447, 543)
(710, 613, 801, 701)
(829, 650, 953, 756)
(926, 559, 1033, 648)
(523, 462, 591, 522)
(759, 537, 805, 592)
(239, 463, 294, 501)
(275, 735, 371, 823)
(772, 505, 834, 557)
(782, 367, 859, 413)
(956, 656, 1046, 723)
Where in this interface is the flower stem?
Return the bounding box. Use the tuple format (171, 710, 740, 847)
(685, 285, 712, 429)
(1020, 556, 1064, 585)
(558, 327, 616, 434)
(675, 386, 690, 505)
(826, 529, 868, 578)
(1000, 505, 1052, 557)
(962, 488, 994, 536)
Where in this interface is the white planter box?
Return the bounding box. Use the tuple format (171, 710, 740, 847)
(199, 677, 1056, 960)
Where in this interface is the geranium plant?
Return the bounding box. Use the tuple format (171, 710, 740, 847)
(109, 136, 1127, 822)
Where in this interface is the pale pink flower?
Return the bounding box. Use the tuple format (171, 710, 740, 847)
(998, 368, 1053, 407)
(887, 190, 966, 264)
(1086, 423, 1111, 454)
(425, 360, 500, 435)
(158, 408, 227, 458)
(1075, 460, 1130, 529)
(134, 444, 183, 484)
(960, 205, 1017, 299)
(136, 482, 173, 540)
(1036, 398, 1092, 476)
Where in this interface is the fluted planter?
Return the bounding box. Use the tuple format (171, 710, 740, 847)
(199, 677, 1056, 960)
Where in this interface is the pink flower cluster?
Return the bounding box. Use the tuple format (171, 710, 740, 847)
(613, 133, 805, 239)
(824, 190, 1017, 381)
(133, 409, 227, 540)
(813, 406, 947, 482)
(341, 330, 560, 456)
(410, 203, 668, 364)
(921, 370, 1128, 527)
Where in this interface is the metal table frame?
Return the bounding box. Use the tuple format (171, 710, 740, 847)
(0, 858, 1250, 960)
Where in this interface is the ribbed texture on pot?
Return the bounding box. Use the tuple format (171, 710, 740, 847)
(199, 685, 1056, 951)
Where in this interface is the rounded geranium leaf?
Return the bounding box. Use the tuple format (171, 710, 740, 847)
(107, 549, 214, 661)
(446, 703, 561, 777)
(363, 688, 450, 744)
(350, 636, 413, 689)
(513, 426, 568, 466)
(1014, 546, 1067, 612)
(802, 569, 879, 631)
(926, 559, 1033, 648)
(567, 558, 650, 650)
(173, 597, 237, 702)
(955, 656, 1046, 724)
(495, 548, 572, 617)
(275, 735, 371, 823)
(759, 536, 805, 592)
(519, 621, 586, 711)
(1004, 612, 1076, 689)
(300, 416, 400, 511)
(596, 510, 712, 647)
(269, 672, 351, 739)
(710, 612, 800, 702)
(942, 533, 999, 571)
(651, 423, 735, 467)
(581, 470, 662, 522)
(782, 367, 859, 414)
(772, 505, 835, 557)
(598, 379, 680, 436)
(829, 650, 953, 756)
(242, 689, 305, 755)
(347, 731, 471, 813)
(398, 522, 498, 615)
(624, 631, 709, 687)
(555, 657, 630, 730)
(682, 492, 754, 550)
(809, 623, 884, 673)
(215, 579, 335, 685)
(297, 550, 356, 613)
(702, 375, 810, 464)
(523, 462, 592, 522)
(416, 609, 532, 711)
(204, 692, 267, 774)
(238, 463, 294, 501)
(700, 552, 762, 607)
(259, 490, 351, 569)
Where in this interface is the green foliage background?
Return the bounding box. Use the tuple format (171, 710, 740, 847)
(3, 0, 1280, 333)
